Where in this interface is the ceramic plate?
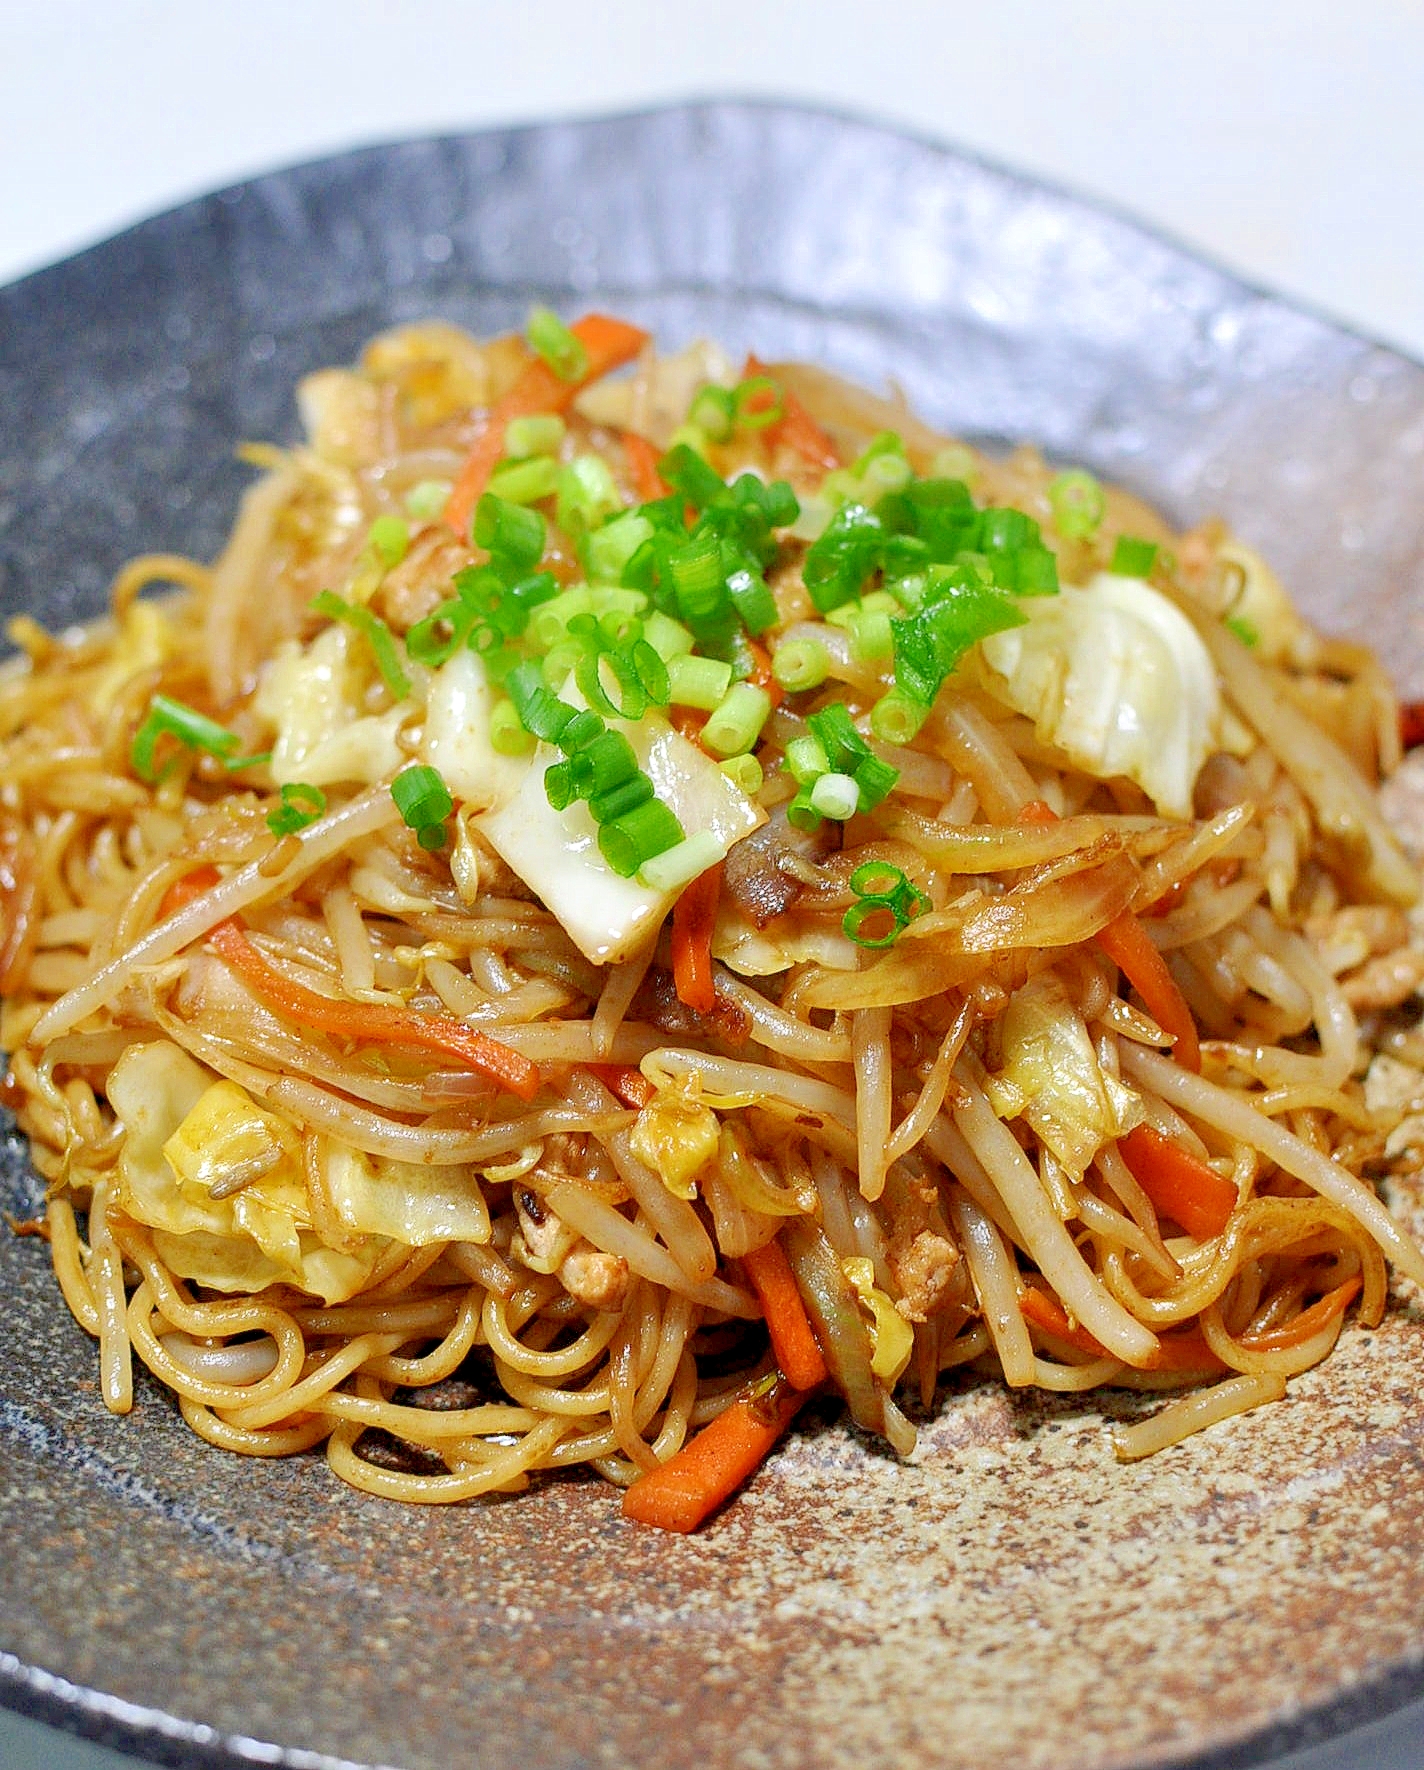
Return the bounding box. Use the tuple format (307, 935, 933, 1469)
(4, 102, 1424, 1770)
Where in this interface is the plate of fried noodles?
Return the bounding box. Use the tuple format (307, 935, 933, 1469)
(6, 102, 1424, 1770)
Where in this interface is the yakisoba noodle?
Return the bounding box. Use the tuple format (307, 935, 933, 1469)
(4, 312, 1424, 1530)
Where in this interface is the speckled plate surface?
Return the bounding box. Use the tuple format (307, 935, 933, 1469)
(4, 102, 1424, 1770)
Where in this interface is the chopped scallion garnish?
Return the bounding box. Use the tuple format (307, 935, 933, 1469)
(809, 771, 860, 821)
(701, 681, 772, 759)
(771, 637, 830, 694)
(310, 590, 411, 701)
(391, 764, 453, 849)
(1110, 534, 1159, 577)
(130, 694, 245, 782)
(526, 305, 589, 382)
(1048, 469, 1105, 541)
(266, 781, 327, 838)
(638, 828, 726, 892)
(505, 413, 566, 458)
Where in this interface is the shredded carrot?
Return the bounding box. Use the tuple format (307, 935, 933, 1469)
(744, 637, 783, 709)
(621, 1382, 806, 1532)
(622, 429, 668, 503)
(1016, 798, 1060, 825)
(172, 906, 541, 1100)
(159, 864, 223, 918)
(1094, 908, 1201, 1072)
(1242, 1276, 1362, 1351)
(1019, 1285, 1221, 1373)
(1118, 1123, 1238, 1242)
(587, 1063, 654, 1110)
(208, 918, 539, 1099)
(669, 706, 708, 744)
(444, 314, 650, 538)
(742, 354, 841, 473)
(741, 1237, 828, 1391)
(1401, 701, 1424, 752)
(671, 862, 721, 1016)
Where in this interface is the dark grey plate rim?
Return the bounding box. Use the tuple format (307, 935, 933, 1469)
(2, 97, 1422, 1770)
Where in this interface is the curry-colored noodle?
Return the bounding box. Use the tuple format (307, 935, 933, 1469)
(4, 313, 1423, 1529)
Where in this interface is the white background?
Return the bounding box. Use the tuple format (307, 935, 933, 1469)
(2, 4, 1423, 1767)
(3, 0, 1423, 359)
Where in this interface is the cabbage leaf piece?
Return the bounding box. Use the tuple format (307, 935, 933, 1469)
(978, 572, 1221, 819)
(985, 971, 1143, 1181)
(109, 1041, 386, 1304)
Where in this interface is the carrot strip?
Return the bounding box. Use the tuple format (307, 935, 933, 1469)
(1094, 908, 1201, 1072)
(742, 354, 841, 473)
(195, 914, 541, 1101)
(587, 1063, 654, 1110)
(1019, 1285, 1221, 1373)
(444, 314, 650, 538)
(1401, 701, 1424, 752)
(744, 638, 783, 709)
(159, 864, 223, 918)
(742, 1237, 829, 1391)
(1118, 1123, 1238, 1242)
(671, 862, 722, 1016)
(622, 430, 668, 503)
(621, 1383, 806, 1532)
(1243, 1276, 1362, 1351)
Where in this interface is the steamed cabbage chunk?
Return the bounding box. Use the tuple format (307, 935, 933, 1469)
(986, 972, 1144, 1180)
(109, 1042, 490, 1304)
(978, 572, 1221, 819)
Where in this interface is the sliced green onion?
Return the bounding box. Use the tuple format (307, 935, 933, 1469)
(700, 681, 772, 759)
(557, 709, 604, 754)
(1110, 534, 1159, 577)
(809, 771, 860, 820)
(405, 596, 477, 667)
(487, 455, 560, 505)
(565, 729, 640, 798)
(266, 781, 327, 838)
(784, 734, 831, 785)
(719, 753, 764, 796)
(724, 567, 778, 635)
(731, 375, 783, 432)
(657, 443, 725, 511)
(586, 512, 654, 586)
(870, 688, 930, 746)
(842, 898, 901, 949)
(642, 609, 696, 661)
(852, 751, 899, 811)
(667, 421, 711, 457)
(367, 514, 410, 570)
(530, 584, 595, 650)
(848, 606, 894, 664)
(490, 698, 536, 756)
(505, 663, 576, 744)
(130, 694, 243, 782)
(576, 647, 647, 721)
(638, 828, 726, 892)
(505, 413, 566, 458)
(589, 774, 655, 825)
(474, 494, 546, 573)
(1048, 469, 1105, 540)
(589, 586, 649, 622)
(688, 384, 736, 442)
(526, 305, 589, 382)
(557, 455, 621, 538)
(391, 764, 453, 846)
(805, 701, 867, 772)
(405, 478, 453, 522)
(667, 653, 734, 711)
(597, 797, 684, 877)
(310, 591, 411, 702)
(772, 638, 830, 693)
(785, 785, 823, 834)
(1224, 613, 1260, 648)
